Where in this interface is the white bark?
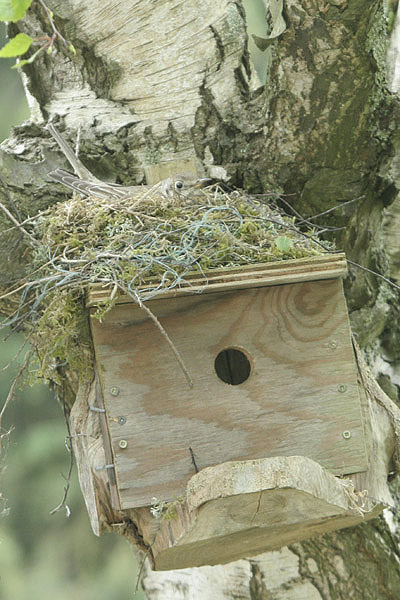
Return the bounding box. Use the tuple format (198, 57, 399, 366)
(142, 548, 325, 599)
(387, 7, 400, 92)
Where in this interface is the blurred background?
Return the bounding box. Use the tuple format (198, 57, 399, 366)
(0, 22, 144, 600)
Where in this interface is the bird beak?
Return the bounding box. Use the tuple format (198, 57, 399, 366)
(194, 178, 213, 189)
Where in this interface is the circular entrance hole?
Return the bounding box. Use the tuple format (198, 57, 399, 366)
(214, 348, 251, 385)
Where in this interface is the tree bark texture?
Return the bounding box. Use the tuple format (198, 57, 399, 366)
(2, 0, 400, 598)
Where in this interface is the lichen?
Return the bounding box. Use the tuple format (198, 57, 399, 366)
(150, 495, 184, 521)
(365, 4, 396, 143)
(226, 2, 245, 39)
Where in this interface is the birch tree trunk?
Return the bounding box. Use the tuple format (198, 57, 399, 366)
(2, 1, 400, 598)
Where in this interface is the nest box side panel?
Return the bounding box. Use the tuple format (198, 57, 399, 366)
(90, 277, 367, 509)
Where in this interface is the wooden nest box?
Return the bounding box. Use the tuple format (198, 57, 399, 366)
(80, 253, 386, 569)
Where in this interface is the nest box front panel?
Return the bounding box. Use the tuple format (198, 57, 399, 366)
(91, 278, 367, 509)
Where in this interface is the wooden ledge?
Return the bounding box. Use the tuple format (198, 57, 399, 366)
(186, 455, 351, 512)
(150, 455, 382, 570)
(87, 253, 347, 306)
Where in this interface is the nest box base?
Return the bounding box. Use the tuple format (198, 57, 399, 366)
(149, 456, 382, 570)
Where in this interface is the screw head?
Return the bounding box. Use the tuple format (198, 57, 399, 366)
(119, 439, 128, 449)
(342, 430, 351, 440)
(118, 416, 126, 425)
(110, 386, 120, 396)
(338, 384, 347, 393)
(328, 340, 338, 350)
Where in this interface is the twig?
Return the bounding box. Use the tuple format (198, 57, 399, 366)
(0, 173, 22, 221)
(49, 442, 73, 517)
(0, 350, 32, 425)
(50, 401, 73, 517)
(0, 274, 62, 302)
(0, 335, 31, 371)
(135, 549, 150, 594)
(275, 195, 361, 231)
(0, 175, 25, 254)
(347, 259, 400, 291)
(314, 226, 346, 234)
(2, 210, 49, 234)
(296, 196, 362, 225)
(276, 195, 324, 230)
(38, 0, 69, 47)
(116, 282, 193, 388)
(0, 200, 39, 246)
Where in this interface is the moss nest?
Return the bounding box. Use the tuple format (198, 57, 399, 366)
(3, 185, 331, 389)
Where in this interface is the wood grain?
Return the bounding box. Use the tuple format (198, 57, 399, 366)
(150, 456, 382, 570)
(87, 253, 347, 306)
(90, 275, 367, 509)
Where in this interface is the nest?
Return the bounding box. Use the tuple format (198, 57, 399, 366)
(2, 185, 332, 386)
(35, 185, 327, 296)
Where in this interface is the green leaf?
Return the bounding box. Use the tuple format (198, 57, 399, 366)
(0, 0, 33, 22)
(11, 45, 42, 67)
(0, 32, 33, 57)
(11, 56, 28, 67)
(275, 236, 293, 252)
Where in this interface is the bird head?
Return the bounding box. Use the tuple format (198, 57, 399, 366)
(160, 173, 212, 199)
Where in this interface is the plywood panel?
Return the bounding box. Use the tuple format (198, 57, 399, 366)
(87, 253, 347, 306)
(90, 278, 367, 509)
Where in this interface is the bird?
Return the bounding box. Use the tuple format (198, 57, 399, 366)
(46, 123, 211, 200)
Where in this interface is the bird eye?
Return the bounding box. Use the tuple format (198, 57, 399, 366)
(175, 181, 183, 190)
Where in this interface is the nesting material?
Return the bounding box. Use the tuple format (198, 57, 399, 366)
(34, 185, 327, 303)
(8, 185, 330, 385)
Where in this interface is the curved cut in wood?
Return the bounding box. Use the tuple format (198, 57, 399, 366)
(186, 456, 353, 511)
(150, 456, 384, 571)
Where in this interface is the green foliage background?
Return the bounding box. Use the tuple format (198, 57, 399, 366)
(0, 23, 144, 600)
